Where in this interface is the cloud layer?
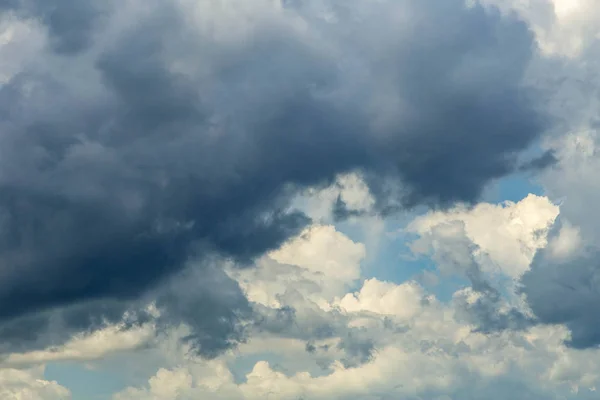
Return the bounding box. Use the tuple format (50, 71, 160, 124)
(0, 0, 550, 356)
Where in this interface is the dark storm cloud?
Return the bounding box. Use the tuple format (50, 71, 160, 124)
(520, 219, 600, 349)
(0, 298, 144, 356)
(0, 0, 548, 354)
(519, 149, 558, 172)
(155, 263, 252, 358)
(332, 195, 368, 221)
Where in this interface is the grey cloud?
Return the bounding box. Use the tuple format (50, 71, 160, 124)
(336, 329, 376, 368)
(253, 305, 379, 370)
(0, 0, 109, 54)
(461, 265, 535, 333)
(0, 298, 144, 355)
(0, 262, 251, 359)
(332, 195, 368, 221)
(519, 149, 558, 172)
(0, 0, 548, 355)
(253, 299, 342, 342)
(521, 219, 600, 349)
(417, 221, 533, 332)
(155, 263, 252, 358)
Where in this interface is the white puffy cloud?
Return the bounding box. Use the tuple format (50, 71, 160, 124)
(229, 224, 365, 309)
(269, 224, 364, 286)
(407, 194, 559, 278)
(2, 320, 155, 367)
(0, 366, 70, 400)
(337, 278, 427, 321)
(113, 361, 241, 400)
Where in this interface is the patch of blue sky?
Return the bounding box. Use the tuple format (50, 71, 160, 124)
(484, 173, 544, 204)
(45, 361, 129, 400)
(335, 172, 544, 303)
(334, 213, 467, 302)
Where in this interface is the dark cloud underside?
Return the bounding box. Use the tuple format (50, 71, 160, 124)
(521, 220, 600, 349)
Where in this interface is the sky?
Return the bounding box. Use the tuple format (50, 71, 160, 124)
(2, 0, 600, 399)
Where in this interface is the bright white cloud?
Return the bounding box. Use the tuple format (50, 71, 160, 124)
(407, 194, 559, 278)
(269, 224, 364, 285)
(230, 224, 365, 309)
(0, 366, 70, 400)
(337, 278, 426, 321)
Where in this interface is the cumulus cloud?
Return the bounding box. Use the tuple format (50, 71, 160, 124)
(0, 0, 551, 356)
(518, 132, 600, 349)
(2, 314, 155, 367)
(337, 278, 426, 321)
(0, 365, 70, 400)
(469, 0, 600, 351)
(404, 195, 564, 334)
(408, 194, 559, 278)
(479, 0, 600, 58)
(112, 271, 600, 400)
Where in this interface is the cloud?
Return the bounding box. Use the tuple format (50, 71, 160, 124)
(405, 195, 563, 334)
(521, 234, 600, 349)
(479, 0, 600, 58)
(0, 0, 549, 356)
(111, 272, 600, 400)
(517, 132, 600, 349)
(519, 149, 559, 172)
(337, 279, 426, 321)
(479, 0, 600, 351)
(0, 13, 45, 83)
(2, 311, 156, 367)
(408, 194, 559, 278)
(0, 0, 109, 54)
(0, 365, 71, 400)
(294, 173, 376, 223)
(3, 199, 597, 399)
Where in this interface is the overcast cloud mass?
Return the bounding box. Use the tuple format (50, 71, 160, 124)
(2, 0, 600, 399)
